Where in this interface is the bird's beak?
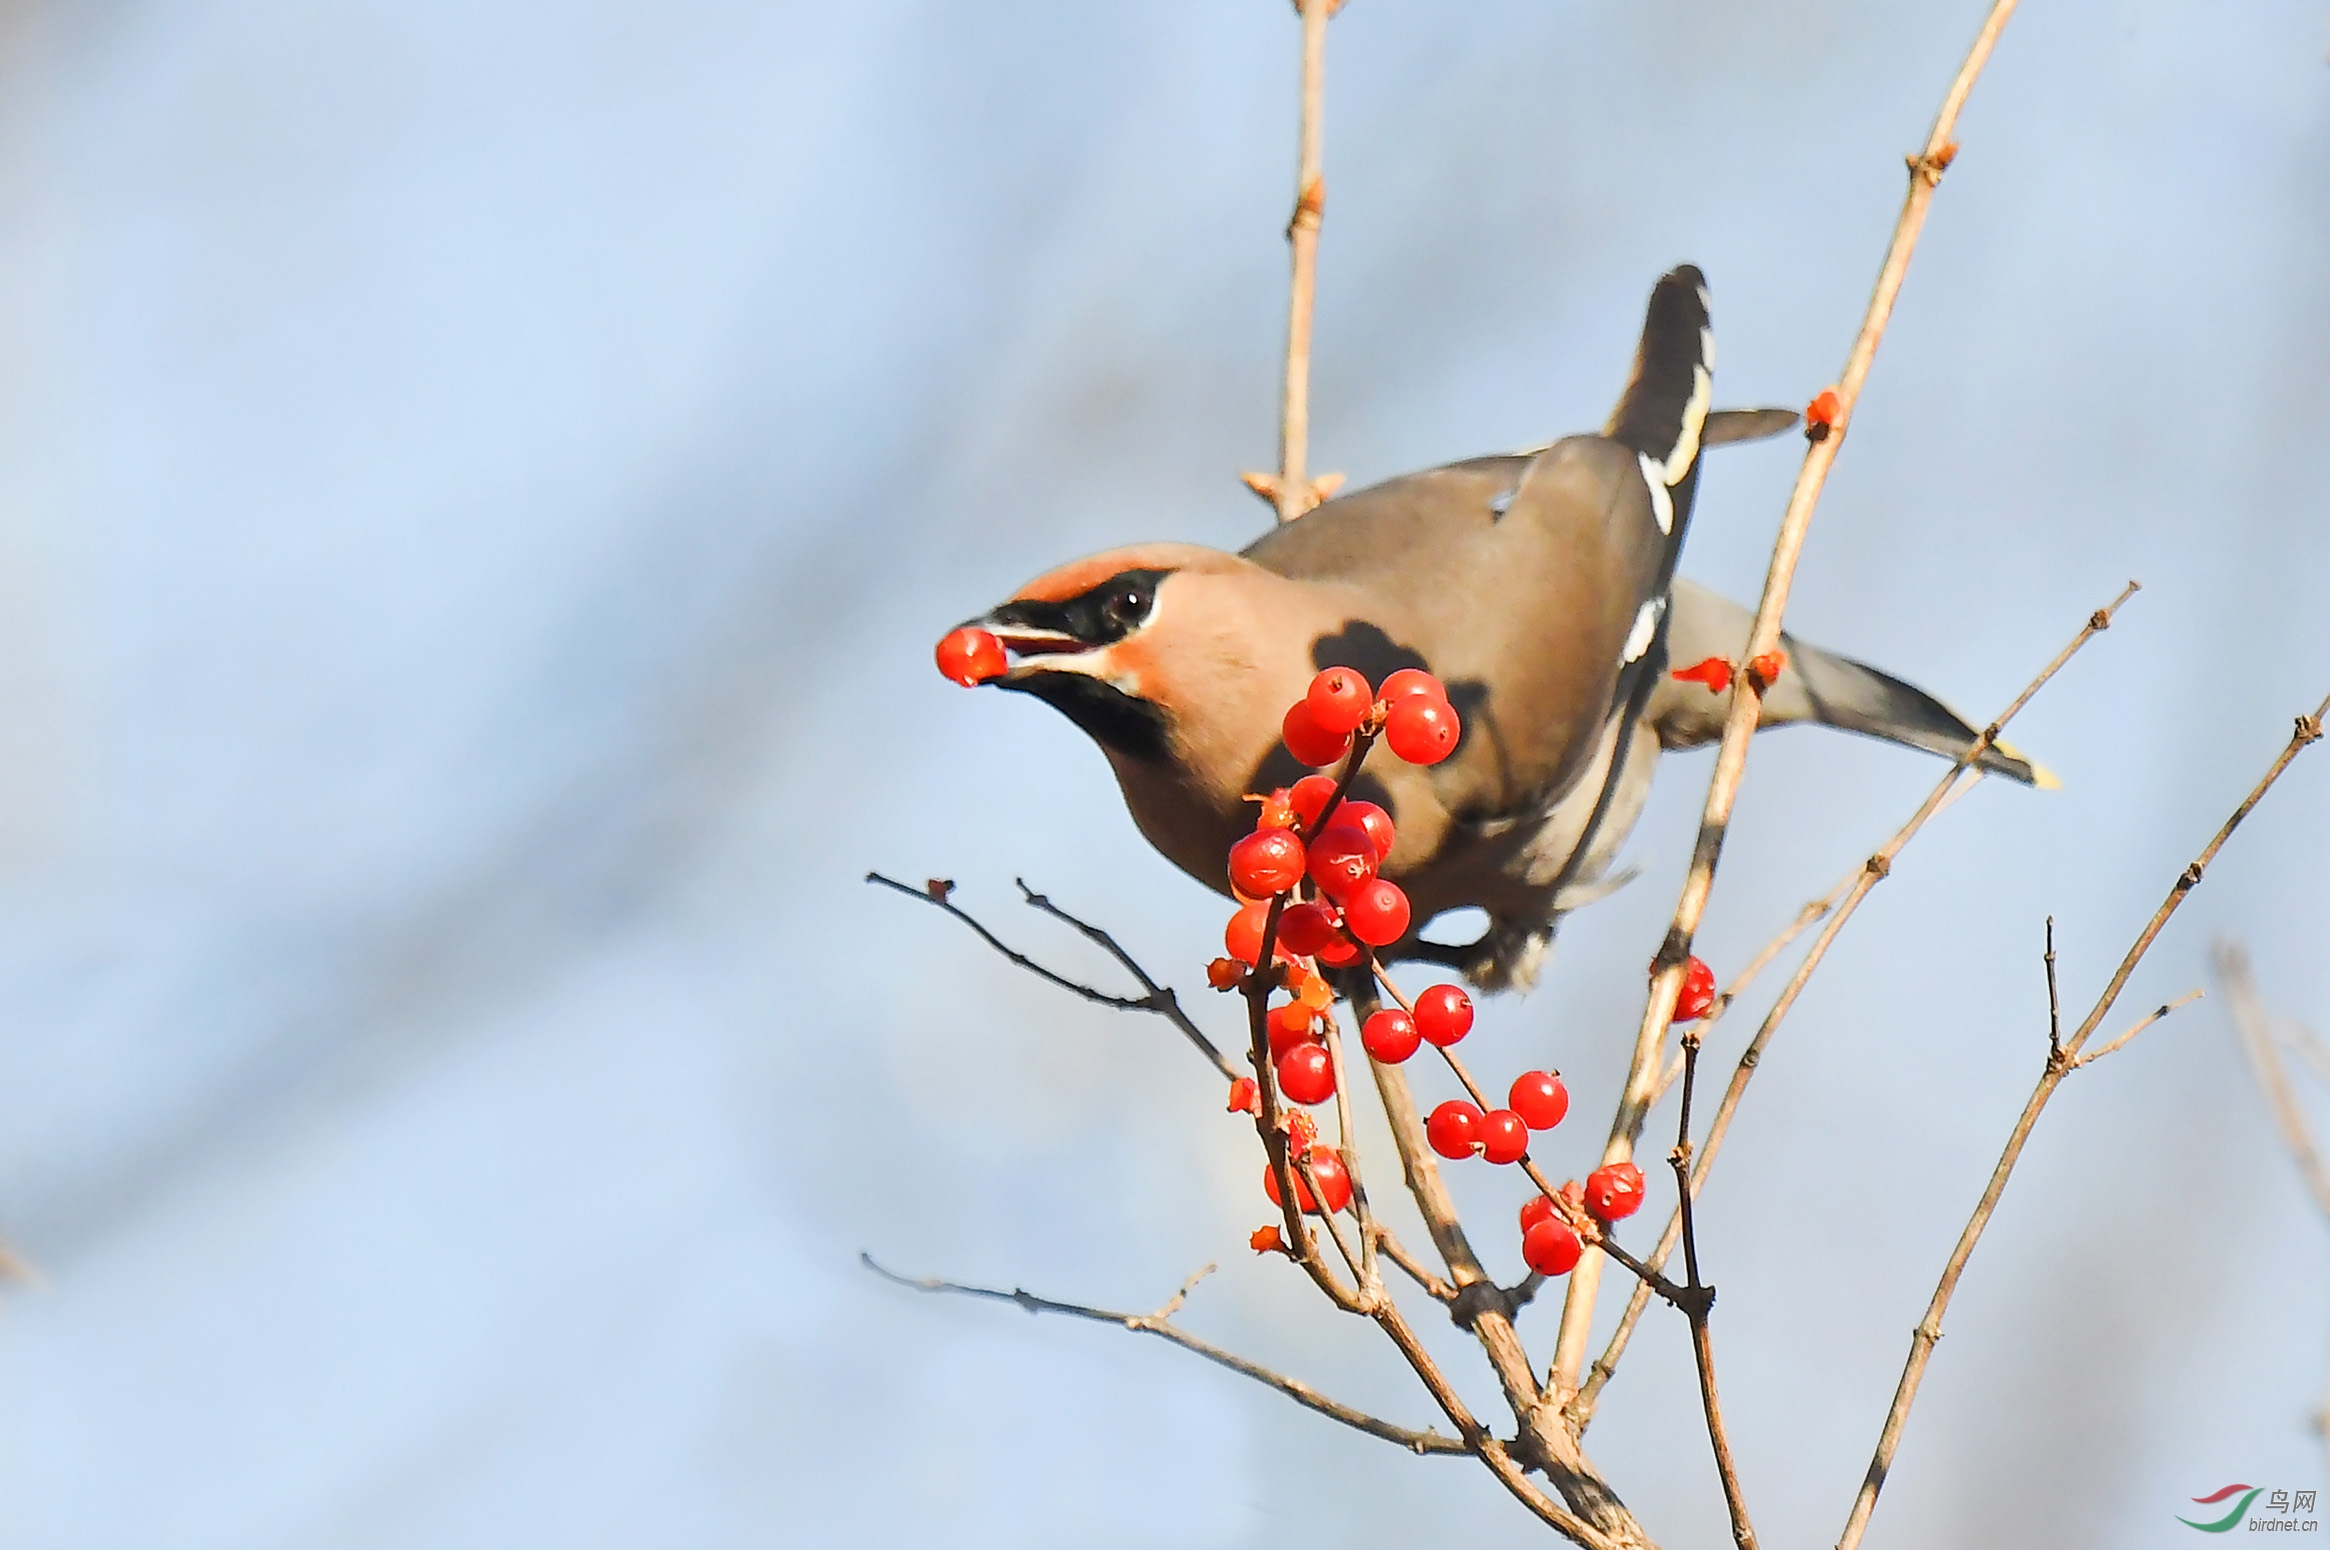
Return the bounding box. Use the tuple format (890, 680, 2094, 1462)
(968, 610, 1105, 680)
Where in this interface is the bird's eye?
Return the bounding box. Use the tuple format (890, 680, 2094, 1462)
(1103, 586, 1149, 628)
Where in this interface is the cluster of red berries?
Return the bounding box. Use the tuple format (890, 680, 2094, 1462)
(1421, 1064, 1571, 1168)
(1514, 1161, 1648, 1276)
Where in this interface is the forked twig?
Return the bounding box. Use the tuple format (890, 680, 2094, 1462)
(865, 872, 1239, 1080)
(1553, 0, 2030, 1393)
(861, 1253, 1468, 1456)
(1572, 580, 2137, 1429)
(1835, 687, 2330, 1550)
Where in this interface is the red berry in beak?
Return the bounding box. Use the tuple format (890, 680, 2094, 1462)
(935, 626, 1008, 686)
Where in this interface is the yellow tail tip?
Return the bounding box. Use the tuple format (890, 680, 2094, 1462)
(1995, 738, 2060, 789)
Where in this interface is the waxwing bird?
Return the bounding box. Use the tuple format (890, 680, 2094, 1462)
(953, 267, 2045, 990)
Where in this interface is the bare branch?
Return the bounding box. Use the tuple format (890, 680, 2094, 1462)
(1553, 0, 2033, 1394)
(866, 872, 1239, 1081)
(1836, 685, 2330, 1550)
(1267, 0, 1338, 523)
(861, 1253, 1469, 1456)
(1573, 581, 2136, 1430)
(2216, 945, 2330, 1223)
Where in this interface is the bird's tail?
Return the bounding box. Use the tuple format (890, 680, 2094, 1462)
(1769, 636, 2052, 786)
(1604, 265, 1716, 579)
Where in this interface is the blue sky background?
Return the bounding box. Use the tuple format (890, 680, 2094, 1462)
(0, 2, 2324, 1546)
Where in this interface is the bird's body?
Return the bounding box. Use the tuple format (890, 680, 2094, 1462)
(960, 269, 2041, 988)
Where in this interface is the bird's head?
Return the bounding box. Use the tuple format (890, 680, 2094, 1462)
(956, 539, 1340, 782)
(953, 542, 1238, 762)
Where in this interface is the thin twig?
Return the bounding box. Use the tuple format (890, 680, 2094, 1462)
(1571, 581, 2138, 1430)
(1836, 687, 2330, 1550)
(861, 1253, 1468, 1456)
(2071, 988, 2202, 1068)
(2216, 945, 2330, 1222)
(1266, 0, 1335, 523)
(1668, 1030, 1757, 1550)
(1552, 0, 2029, 1395)
(1375, 1225, 1457, 1302)
(2044, 918, 2061, 1066)
(866, 873, 1238, 1080)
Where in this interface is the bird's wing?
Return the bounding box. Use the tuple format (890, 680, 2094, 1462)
(1242, 268, 1719, 821)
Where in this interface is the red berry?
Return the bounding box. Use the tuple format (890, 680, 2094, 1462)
(1206, 957, 1246, 991)
(1276, 1042, 1335, 1105)
(1669, 656, 1734, 694)
(1282, 700, 1354, 768)
(1304, 667, 1373, 737)
(1228, 828, 1306, 897)
(1337, 800, 1396, 864)
(1509, 1070, 1569, 1131)
(934, 626, 1008, 686)
(1288, 773, 1341, 831)
(1415, 984, 1474, 1047)
(1519, 1194, 1559, 1236)
(1377, 668, 1447, 708)
(1583, 1161, 1647, 1222)
(1478, 1108, 1530, 1165)
(1385, 696, 1461, 765)
(1675, 956, 1717, 1022)
(1254, 787, 1297, 830)
(1267, 1002, 1318, 1059)
(1521, 1218, 1583, 1277)
(1360, 1007, 1421, 1064)
(1312, 929, 1363, 969)
(1227, 1076, 1259, 1113)
(1263, 1144, 1351, 1214)
(1805, 387, 1842, 431)
(1276, 901, 1340, 958)
(1746, 650, 1788, 689)
(1342, 877, 1411, 946)
(1425, 1100, 1482, 1159)
(1306, 823, 1378, 902)
(1305, 1147, 1352, 1213)
(1224, 901, 1271, 965)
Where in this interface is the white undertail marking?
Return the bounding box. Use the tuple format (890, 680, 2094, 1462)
(1621, 594, 1666, 663)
